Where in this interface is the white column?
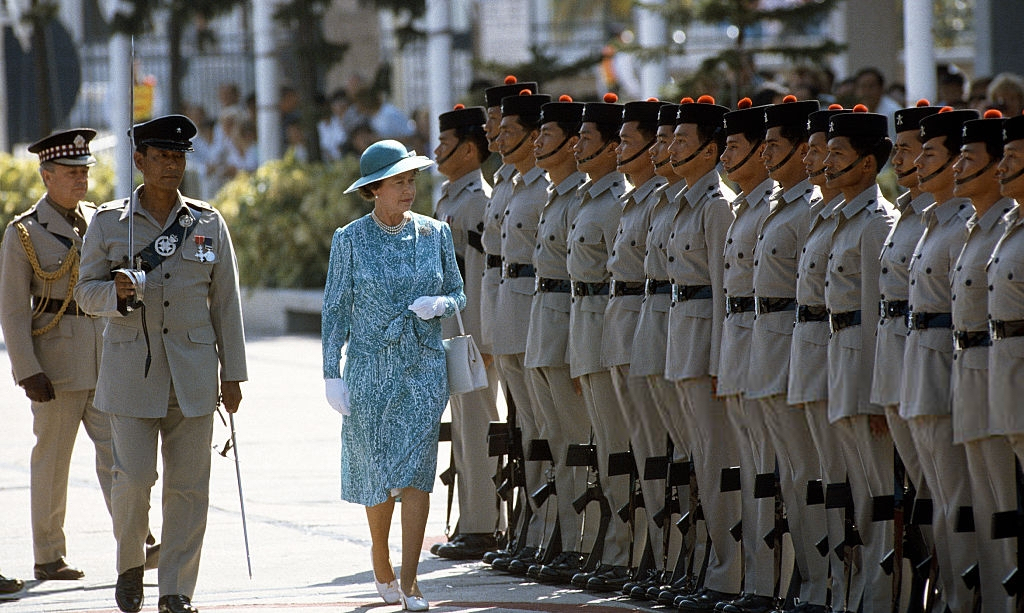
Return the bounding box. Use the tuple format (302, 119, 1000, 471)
(426, 0, 452, 205)
(903, 0, 935, 103)
(109, 33, 133, 197)
(253, 0, 281, 164)
(636, 0, 667, 99)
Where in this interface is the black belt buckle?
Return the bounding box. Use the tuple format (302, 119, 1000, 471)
(645, 278, 670, 295)
(486, 254, 502, 269)
(953, 330, 992, 351)
(755, 296, 796, 316)
(910, 311, 953, 331)
(610, 280, 645, 297)
(536, 277, 570, 293)
(880, 299, 909, 320)
(502, 261, 534, 279)
(726, 296, 754, 316)
(796, 304, 828, 323)
(829, 310, 862, 334)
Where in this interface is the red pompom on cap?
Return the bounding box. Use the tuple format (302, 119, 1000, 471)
(783, 94, 798, 103)
(453, 103, 465, 110)
(828, 104, 844, 110)
(558, 94, 574, 102)
(852, 104, 869, 113)
(647, 97, 660, 102)
(504, 75, 518, 85)
(696, 95, 715, 104)
(603, 92, 619, 103)
(939, 106, 954, 113)
(916, 99, 931, 107)
(737, 97, 753, 109)
(680, 97, 695, 104)
(984, 109, 1004, 119)
(519, 89, 532, 96)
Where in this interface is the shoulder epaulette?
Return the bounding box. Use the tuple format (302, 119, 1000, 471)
(10, 207, 39, 224)
(181, 196, 213, 211)
(97, 199, 129, 212)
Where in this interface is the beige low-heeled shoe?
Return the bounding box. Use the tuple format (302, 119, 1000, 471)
(374, 577, 401, 604)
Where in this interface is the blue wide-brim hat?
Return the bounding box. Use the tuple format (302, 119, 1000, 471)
(344, 140, 434, 194)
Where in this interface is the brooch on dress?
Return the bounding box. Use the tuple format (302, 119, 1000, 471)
(417, 224, 432, 236)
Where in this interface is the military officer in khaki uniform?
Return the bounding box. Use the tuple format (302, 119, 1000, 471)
(949, 112, 1017, 613)
(715, 99, 780, 613)
(822, 108, 898, 613)
(75, 115, 247, 613)
(524, 96, 591, 583)
(665, 97, 743, 611)
(991, 113, 1024, 464)
(0, 129, 110, 582)
(431, 104, 503, 560)
(902, 108, 979, 613)
(752, 97, 829, 611)
(564, 94, 632, 592)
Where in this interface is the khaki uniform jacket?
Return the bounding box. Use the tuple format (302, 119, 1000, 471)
(0, 197, 103, 390)
(825, 186, 897, 421)
(566, 172, 628, 378)
(746, 180, 818, 399)
(632, 179, 686, 377)
(479, 164, 516, 348)
(788, 195, 843, 405)
(899, 197, 973, 419)
(870, 192, 932, 407)
(437, 170, 492, 351)
(988, 204, 1024, 436)
(950, 199, 1016, 443)
(75, 189, 248, 418)
(525, 171, 587, 368)
(603, 175, 666, 368)
(717, 177, 775, 396)
(664, 170, 736, 381)
(493, 166, 548, 356)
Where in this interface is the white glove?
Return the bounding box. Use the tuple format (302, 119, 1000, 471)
(408, 296, 448, 320)
(325, 378, 350, 415)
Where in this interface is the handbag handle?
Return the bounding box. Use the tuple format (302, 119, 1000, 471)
(454, 308, 467, 335)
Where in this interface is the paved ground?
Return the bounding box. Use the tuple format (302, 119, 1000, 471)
(0, 333, 659, 612)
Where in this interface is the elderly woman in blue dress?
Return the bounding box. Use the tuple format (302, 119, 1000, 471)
(322, 140, 465, 612)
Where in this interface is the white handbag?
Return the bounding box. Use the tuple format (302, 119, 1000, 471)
(443, 309, 489, 394)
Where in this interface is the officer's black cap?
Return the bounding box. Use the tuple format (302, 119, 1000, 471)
(723, 98, 768, 136)
(764, 96, 819, 130)
(828, 105, 889, 141)
(130, 114, 197, 152)
(961, 110, 1006, 149)
(486, 76, 538, 108)
(807, 105, 848, 135)
(539, 96, 585, 125)
(28, 128, 97, 166)
(1003, 114, 1024, 144)
(439, 104, 486, 132)
(893, 99, 943, 134)
(501, 92, 551, 121)
(582, 93, 625, 128)
(677, 95, 729, 127)
(658, 103, 680, 127)
(918, 108, 979, 146)
(622, 99, 664, 129)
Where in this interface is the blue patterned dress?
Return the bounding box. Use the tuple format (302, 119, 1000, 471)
(322, 212, 465, 506)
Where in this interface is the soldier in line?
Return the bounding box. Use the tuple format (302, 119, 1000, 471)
(665, 97, 743, 610)
(0, 570, 22, 594)
(821, 108, 898, 613)
(488, 90, 552, 574)
(431, 104, 503, 560)
(0, 129, 113, 583)
(902, 108, 979, 612)
(951, 112, 1018, 613)
(715, 98, 781, 613)
(75, 114, 247, 613)
(753, 97, 828, 612)
(523, 95, 592, 583)
(563, 94, 632, 592)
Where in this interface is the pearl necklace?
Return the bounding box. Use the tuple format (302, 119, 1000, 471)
(371, 211, 409, 235)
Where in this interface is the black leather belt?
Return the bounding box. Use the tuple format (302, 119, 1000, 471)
(909, 311, 953, 330)
(953, 329, 992, 351)
(671, 284, 713, 303)
(645, 279, 671, 295)
(726, 296, 756, 315)
(755, 296, 796, 316)
(797, 304, 829, 323)
(880, 299, 909, 320)
(502, 262, 535, 278)
(486, 254, 502, 269)
(610, 280, 646, 297)
(829, 310, 862, 333)
(990, 319, 1024, 341)
(571, 281, 609, 297)
(536, 277, 571, 293)
(32, 296, 87, 316)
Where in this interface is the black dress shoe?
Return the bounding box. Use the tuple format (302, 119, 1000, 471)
(677, 588, 739, 612)
(536, 551, 586, 583)
(436, 533, 497, 560)
(624, 568, 660, 597)
(571, 565, 603, 588)
(158, 594, 198, 613)
(483, 547, 512, 565)
(0, 573, 24, 594)
(586, 565, 632, 592)
(718, 593, 775, 613)
(507, 547, 541, 575)
(115, 566, 145, 613)
(34, 558, 84, 580)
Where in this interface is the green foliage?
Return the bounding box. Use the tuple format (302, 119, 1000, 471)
(216, 154, 435, 289)
(0, 155, 116, 230)
(475, 45, 604, 89)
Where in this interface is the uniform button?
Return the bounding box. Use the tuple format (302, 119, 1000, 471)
(659, 243, 663, 249)
(965, 279, 972, 286)
(956, 265, 962, 271)
(901, 256, 907, 263)
(802, 247, 806, 253)
(911, 279, 916, 285)
(738, 253, 744, 259)
(669, 256, 675, 262)
(881, 267, 888, 274)
(612, 250, 617, 256)
(725, 263, 731, 269)
(837, 266, 843, 272)
(989, 285, 994, 291)
(502, 233, 506, 238)
(995, 257, 1000, 263)
(164, 301, 169, 307)
(630, 240, 636, 246)
(952, 294, 957, 300)
(671, 233, 676, 239)
(759, 234, 764, 240)
(578, 237, 584, 242)
(684, 244, 690, 249)
(824, 280, 829, 286)
(163, 328, 168, 334)
(754, 259, 759, 266)
(888, 241, 894, 248)
(727, 238, 733, 244)
(516, 222, 523, 228)
(164, 273, 170, 279)
(549, 235, 555, 241)
(771, 248, 777, 254)
(828, 254, 833, 259)
(567, 248, 572, 254)
(1010, 273, 1015, 280)
(809, 262, 815, 268)
(571, 224, 576, 229)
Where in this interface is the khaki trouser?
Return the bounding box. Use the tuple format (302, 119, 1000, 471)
(449, 362, 502, 534)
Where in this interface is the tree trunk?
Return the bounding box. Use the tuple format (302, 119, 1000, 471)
(168, 8, 185, 114)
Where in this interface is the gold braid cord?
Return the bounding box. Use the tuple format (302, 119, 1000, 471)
(14, 222, 79, 336)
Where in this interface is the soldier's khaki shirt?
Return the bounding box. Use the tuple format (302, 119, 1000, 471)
(717, 177, 775, 396)
(825, 186, 897, 421)
(603, 175, 666, 368)
(664, 170, 736, 381)
(987, 203, 1024, 436)
(899, 197, 973, 419)
(525, 171, 587, 369)
(566, 171, 628, 377)
(746, 179, 818, 399)
(870, 191, 932, 406)
(479, 164, 516, 347)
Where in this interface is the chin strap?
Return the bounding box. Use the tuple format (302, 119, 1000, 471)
(917, 154, 956, 186)
(723, 138, 764, 175)
(502, 132, 531, 157)
(535, 135, 572, 162)
(435, 139, 463, 167)
(671, 136, 714, 169)
(576, 139, 614, 166)
(896, 167, 917, 180)
(825, 153, 869, 183)
(617, 139, 657, 167)
(1000, 164, 1024, 185)
(766, 141, 801, 173)
(955, 158, 999, 187)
